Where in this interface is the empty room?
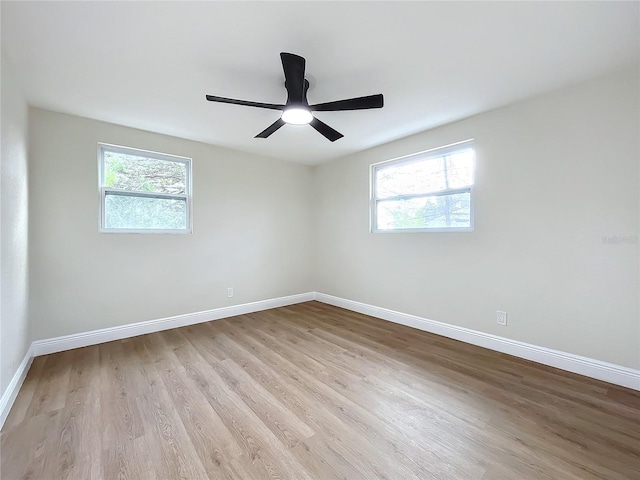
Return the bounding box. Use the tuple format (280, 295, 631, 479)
(1, 1, 639, 479)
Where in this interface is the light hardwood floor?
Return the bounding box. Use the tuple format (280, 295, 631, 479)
(1, 301, 639, 479)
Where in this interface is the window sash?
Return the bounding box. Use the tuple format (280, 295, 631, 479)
(99, 144, 191, 194)
(103, 187, 188, 202)
(372, 189, 473, 232)
(100, 189, 191, 233)
(374, 140, 474, 173)
(374, 186, 471, 203)
(99, 144, 191, 171)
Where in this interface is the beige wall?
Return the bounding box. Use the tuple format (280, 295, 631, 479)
(21, 66, 640, 373)
(313, 67, 640, 369)
(28, 109, 313, 340)
(1, 58, 30, 394)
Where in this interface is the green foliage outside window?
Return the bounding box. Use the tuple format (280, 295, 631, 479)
(101, 147, 190, 231)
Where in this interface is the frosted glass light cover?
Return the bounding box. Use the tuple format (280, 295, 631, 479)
(281, 108, 313, 125)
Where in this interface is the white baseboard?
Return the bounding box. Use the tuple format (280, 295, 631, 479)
(3, 290, 636, 430)
(31, 292, 314, 356)
(314, 292, 640, 391)
(0, 345, 34, 429)
(2, 292, 313, 430)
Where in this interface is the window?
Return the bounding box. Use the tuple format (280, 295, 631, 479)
(371, 140, 475, 232)
(99, 144, 192, 233)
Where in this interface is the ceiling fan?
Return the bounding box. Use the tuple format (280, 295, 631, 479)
(205, 52, 384, 142)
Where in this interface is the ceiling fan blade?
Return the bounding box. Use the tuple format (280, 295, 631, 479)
(280, 52, 306, 104)
(310, 94, 384, 112)
(206, 95, 284, 111)
(310, 117, 344, 142)
(255, 118, 286, 138)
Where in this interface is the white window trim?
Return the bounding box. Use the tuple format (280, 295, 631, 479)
(98, 143, 193, 234)
(370, 139, 475, 233)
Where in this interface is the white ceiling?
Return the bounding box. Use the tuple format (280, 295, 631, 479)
(2, 1, 638, 165)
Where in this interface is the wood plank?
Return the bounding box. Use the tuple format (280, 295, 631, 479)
(3, 356, 46, 430)
(168, 328, 313, 480)
(139, 333, 243, 479)
(2, 301, 638, 479)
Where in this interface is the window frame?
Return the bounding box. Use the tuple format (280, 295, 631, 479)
(370, 140, 475, 233)
(98, 143, 193, 234)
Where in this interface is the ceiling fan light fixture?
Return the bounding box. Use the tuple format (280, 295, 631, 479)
(281, 107, 313, 125)
(206, 52, 383, 140)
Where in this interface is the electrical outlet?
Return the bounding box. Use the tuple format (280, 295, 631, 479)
(496, 311, 507, 326)
(227, 287, 234, 298)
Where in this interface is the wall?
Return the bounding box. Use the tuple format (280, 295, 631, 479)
(28, 109, 313, 340)
(1, 58, 30, 395)
(20, 66, 640, 373)
(313, 67, 640, 369)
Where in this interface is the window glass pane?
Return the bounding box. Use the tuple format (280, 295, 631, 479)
(375, 147, 474, 199)
(103, 150, 186, 194)
(376, 192, 471, 230)
(376, 158, 446, 198)
(104, 193, 187, 230)
(444, 149, 474, 189)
